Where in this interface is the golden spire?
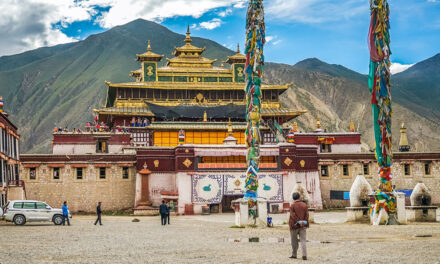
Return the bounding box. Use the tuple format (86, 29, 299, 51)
(147, 40, 151, 52)
(185, 25, 192, 44)
(203, 111, 207, 122)
(399, 122, 410, 152)
(237, 43, 240, 54)
(293, 121, 298, 132)
(228, 118, 233, 136)
(316, 117, 321, 129)
(350, 120, 355, 132)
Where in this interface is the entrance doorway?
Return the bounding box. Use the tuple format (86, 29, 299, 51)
(221, 195, 243, 212)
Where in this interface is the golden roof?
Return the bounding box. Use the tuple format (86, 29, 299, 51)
(130, 68, 142, 77)
(136, 40, 163, 62)
(225, 43, 246, 64)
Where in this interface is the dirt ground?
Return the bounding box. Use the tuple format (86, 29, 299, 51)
(1, 211, 439, 264)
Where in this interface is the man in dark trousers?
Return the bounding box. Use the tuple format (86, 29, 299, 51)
(94, 202, 102, 226)
(62, 201, 70, 226)
(289, 192, 309, 260)
(166, 202, 171, 225)
(159, 200, 168, 225)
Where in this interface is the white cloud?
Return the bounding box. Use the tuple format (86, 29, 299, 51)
(265, 35, 282, 45)
(219, 8, 232, 17)
(199, 18, 223, 30)
(0, 0, 246, 56)
(266, 0, 366, 23)
(390, 62, 414, 74)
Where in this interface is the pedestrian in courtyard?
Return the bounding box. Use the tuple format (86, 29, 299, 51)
(159, 200, 168, 226)
(62, 201, 70, 226)
(166, 202, 171, 225)
(94, 202, 102, 226)
(289, 192, 309, 260)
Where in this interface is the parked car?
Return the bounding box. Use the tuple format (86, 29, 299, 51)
(2, 200, 70, 225)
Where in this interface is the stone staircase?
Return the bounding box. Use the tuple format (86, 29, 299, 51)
(133, 201, 159, 216)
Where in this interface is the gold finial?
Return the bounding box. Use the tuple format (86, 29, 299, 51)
(399, 122, 410, 152)
(293, 121, 298, 132)
(147, 40, 151, 52)
(203, 111, 207, 122)
(228, 118, 233, 136)
(350, 120, 355, 132)
(316, 117, 321, 129)
(185, 25, 192, 44)
(237, 43, 240, 54)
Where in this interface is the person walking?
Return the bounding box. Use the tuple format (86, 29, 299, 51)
(62, 201, 70, 226)
(159, 200, 168, 226)
(166, 202, 171, 225)
(289, 192, 309, 260)
(94, 202, 102, 226)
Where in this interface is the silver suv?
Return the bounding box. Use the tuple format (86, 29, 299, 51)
(1, 200, 70, 225)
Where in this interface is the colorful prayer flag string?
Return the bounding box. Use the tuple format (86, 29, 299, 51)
(368, 0, 395, 215)
(244, 0, 265, 200)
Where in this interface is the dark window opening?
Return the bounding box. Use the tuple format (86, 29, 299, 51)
(122, 167, 129, 179)
(404, 164, 411, 176)
(29, 168, 36, 180)
(76, 168, 83, 180)
(363, 164, 369, 175)
(320, 144, 332, 153)
(99, 167, 106, 179)
(320, 165, 329, 177)
(53, 168, 60, 180)
(342, 165, 349, 176)
(424, 162, 431, 175)
(96, 140, 108, 153)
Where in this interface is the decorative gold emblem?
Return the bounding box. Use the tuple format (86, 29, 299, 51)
(234, 179, 241, 187)
(146, 66, 154, 76)
(300, 160, 306, 168)
(237, 67, 244, 77)
(284, 157, 292, 166)
(154, 160, 159, 168)
(196, 93, 204, 103)
(183, 158, 192, 168)
(185, 149, 189, 153)
(285, 149, 289, 152)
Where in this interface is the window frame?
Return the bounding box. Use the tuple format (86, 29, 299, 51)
(341, 164, 350, 178)
(29, 167, 37, 180)
(424, 162, 432, 176)
(99, 167, 106, 179)
(320, 165, 329, 178)
(122, 167, 129, 179)
(76, 167, 84, 180)
(403, 164, 411, 177)
(53, 167, 61, 180)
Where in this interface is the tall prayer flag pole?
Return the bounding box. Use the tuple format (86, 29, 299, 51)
(368, 0, 396, 223)
(244, 0, 265, 200)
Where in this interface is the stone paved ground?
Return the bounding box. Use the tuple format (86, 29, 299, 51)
(1, 211, 440, 264)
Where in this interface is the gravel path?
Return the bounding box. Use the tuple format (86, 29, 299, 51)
(1, 212, 439, 264)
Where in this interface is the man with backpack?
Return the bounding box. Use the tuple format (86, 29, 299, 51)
(289, 192, 309, 260)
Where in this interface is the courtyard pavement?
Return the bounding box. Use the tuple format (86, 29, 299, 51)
(1, 211, 439, 264)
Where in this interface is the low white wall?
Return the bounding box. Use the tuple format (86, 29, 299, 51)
(331, 144, 361, 153)
(294, 171, 323, 209)
(149, 173, 176, 206)
(176, 172, 192, 214)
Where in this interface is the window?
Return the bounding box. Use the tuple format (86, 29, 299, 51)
(320, 165, 329, 177)
(424, 162, 431, 175)
(36, 203, 47, 209)
(99, 167, 106, 179)
(96, 140, 108, 153)
(23, 202, 36, 209)
(404, 164, 411, 176)
(29, 168, 36, 180)
(53, 168, 60, 180)
(342, 164, 349, 177)
(76, 168, 83, 180)
(13, 202, 23, 208)
(320, 144, 332, 153)
(363, 164, 370, 175)
(122, 167, 129, 179)
(263, 132, 276, 144)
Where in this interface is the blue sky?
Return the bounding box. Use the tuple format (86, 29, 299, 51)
(0, 0, 439, 74)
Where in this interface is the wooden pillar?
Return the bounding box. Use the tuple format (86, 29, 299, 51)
(139, 169, 151, 204)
